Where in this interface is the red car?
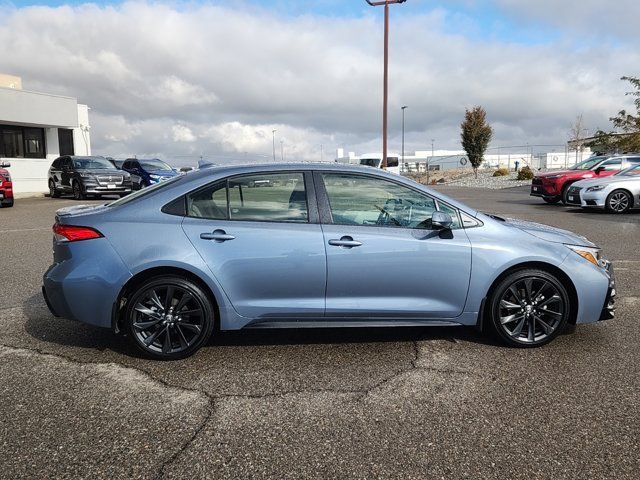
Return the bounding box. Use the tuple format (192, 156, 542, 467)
(531, 154, 640, 204)
(0, 161, 13, 208)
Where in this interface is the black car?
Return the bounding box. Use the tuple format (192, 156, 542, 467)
(48, 156, 132, 200)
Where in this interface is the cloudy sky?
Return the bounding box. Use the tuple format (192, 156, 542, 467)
(1, 0, 639, 165)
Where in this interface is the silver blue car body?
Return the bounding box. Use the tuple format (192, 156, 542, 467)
(43, 163, 613, 338)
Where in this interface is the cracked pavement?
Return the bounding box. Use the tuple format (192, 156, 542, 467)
(0, 187, 638, 479)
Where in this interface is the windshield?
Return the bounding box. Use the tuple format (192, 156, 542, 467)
(107, 175, 184, 207)
(569, 156, 606, 171)
(360, 158, 381, 168)
(139, 159, 173, 171)
(616, 164, 640, 176)
(73, 157, 117, 170)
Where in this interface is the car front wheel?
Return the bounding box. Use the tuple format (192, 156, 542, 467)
(543, 196, 561, 204)
(125, 276, 215, 360)
(488, 269, 570, 347)
(606, 189, 632, 214)
(72, 181, 85, 200)
(49, 180, 60, 198)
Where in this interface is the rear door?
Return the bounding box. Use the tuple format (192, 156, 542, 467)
(181, 171, 327, 320)
(316, 171, 472, 319)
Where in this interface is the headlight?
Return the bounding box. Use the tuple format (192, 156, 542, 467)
(149, 174, 160, 180)
(565, 244, 602, 268)
(79, 172, 93, 178)
(544, 175, 560, 180)
(586, 185, 606, 192)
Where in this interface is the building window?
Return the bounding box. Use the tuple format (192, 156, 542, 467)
(58, 129, 74, 156)
(0, 125, 46, 159)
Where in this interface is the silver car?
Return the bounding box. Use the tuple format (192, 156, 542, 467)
(568, 164, 640, 213)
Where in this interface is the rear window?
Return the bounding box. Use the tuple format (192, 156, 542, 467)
(108, 175, 184, 207)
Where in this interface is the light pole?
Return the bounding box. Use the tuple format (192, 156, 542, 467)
(272, 129, 277, 161)
(365, 0, 407, 170)
(428, 139, 434, 184)
(280, 139, 284, 162)
(401, 106, 407, 171)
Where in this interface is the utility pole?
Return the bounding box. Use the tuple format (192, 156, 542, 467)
(280, 139, 284, 162)
(272, 129, 277, 161)
(320, 144, 324, 162)
(401, 106, 407, 171)
(365, 0, 407, 170)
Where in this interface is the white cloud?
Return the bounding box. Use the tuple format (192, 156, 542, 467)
(0, 1, 638, 164)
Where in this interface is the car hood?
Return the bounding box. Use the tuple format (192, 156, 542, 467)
(535, 170, 574, 178)
(148, 170, 177, 176)
(496, 216, 596, 246)
(79, 169, 129, 177)
(573, 175, 635, 188)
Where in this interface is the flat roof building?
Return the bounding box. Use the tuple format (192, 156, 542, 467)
(0, 74, 91, 193)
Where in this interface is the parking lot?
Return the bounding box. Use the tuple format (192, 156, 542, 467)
(1, 185, 638, 479)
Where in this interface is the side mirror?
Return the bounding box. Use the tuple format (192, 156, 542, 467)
(595, 166, 605, 174)
(0, 161, 10, 168)
(431, 211, 453, 230)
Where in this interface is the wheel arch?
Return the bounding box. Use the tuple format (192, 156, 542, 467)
(111, 266, 221, 334)
(479, 261, 579, 329)
(607, 187, 635, 208)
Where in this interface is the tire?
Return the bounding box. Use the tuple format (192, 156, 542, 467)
(543, 196, 561, 204)
(49, 180, 60, 198)
(125, 276, 215, 360)
(487, 269, 570, 348)
(72, 181, 85, 200)
(1, 198, 13, 208)
(605, 189, 632, 214)
(561, 183, 573, 205)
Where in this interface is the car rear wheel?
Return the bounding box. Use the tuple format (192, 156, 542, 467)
(49, 180, 60, 198)
(1, 198, 13, 208)
(543, 196, 560, 204)
(72, 181, 85, 200)
(125, 276, 215, 360)
(488, 269, 570, 347)
(605, 189, 632, 214)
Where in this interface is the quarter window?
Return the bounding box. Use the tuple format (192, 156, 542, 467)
(321, 173, 438, 229)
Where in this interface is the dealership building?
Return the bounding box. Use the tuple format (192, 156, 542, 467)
(0, 74, 91, 194)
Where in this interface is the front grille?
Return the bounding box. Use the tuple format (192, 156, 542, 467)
(96, 175, 123, 186)
(568, 186, 582, 195)
(532, 178, 542, 186)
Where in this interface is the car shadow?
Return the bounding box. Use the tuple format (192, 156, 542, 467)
(22, 293, 500, 359)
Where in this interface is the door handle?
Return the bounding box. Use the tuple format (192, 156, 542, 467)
(328, 236, 362, 248)
(200, 229, 235, 242)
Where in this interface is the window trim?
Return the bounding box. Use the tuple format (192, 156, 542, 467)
(183, 170, 319, 224)
(314, 170, 469, 230)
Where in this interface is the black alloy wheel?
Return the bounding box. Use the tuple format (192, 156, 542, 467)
(561, 184, 574, 205)
(606, 189, 632, 214)
(489, 269, 570, 347)
(49, 180, 60, 198)
(125, 276, 214, 360)
(73, 181, 85, 200)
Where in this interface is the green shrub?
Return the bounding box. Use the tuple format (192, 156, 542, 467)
(517, 165, 534, 180)
(492, 168, 509, 177)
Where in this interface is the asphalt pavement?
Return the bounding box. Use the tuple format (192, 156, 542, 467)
(0, 186, 638, 479)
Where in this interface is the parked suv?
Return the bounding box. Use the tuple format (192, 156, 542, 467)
(48, 156, 132, 200)
(121, 158, 178, 190)
(530, 154, 640, 204)
(0, 161, 14, 207)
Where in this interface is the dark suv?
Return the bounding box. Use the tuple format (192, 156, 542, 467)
(48, 156, 132, 200)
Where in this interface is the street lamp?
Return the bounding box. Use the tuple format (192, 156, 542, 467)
(428, 139, 434, 184)
(280, 139, 284, 162)
(272, 129, 277, 162)
(365, 0, 407, 170)
(401, 106, 408, 170)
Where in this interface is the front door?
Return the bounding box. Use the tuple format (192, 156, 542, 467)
(317, 172, 472, 319)
(181, 171, 326, 320)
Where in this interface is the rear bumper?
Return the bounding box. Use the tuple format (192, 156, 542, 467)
(42, 238, 132, 328)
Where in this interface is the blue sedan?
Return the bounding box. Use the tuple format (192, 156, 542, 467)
(43, 164, 616, 359)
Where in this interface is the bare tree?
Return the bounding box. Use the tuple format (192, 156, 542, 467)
(568, 114, 588, 163)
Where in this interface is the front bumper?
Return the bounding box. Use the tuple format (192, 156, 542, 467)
(580, 189, 607, 208)
(599, 261, 616, 320)
(84, 186, 132, 195)
(530, 179, 559, 198)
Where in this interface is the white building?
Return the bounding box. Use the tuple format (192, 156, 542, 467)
(0, 74, 91, 193)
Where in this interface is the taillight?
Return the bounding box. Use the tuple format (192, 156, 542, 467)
(53, 223, 103, 242)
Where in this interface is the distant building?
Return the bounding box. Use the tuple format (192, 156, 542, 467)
(0, 74, 91, 193)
